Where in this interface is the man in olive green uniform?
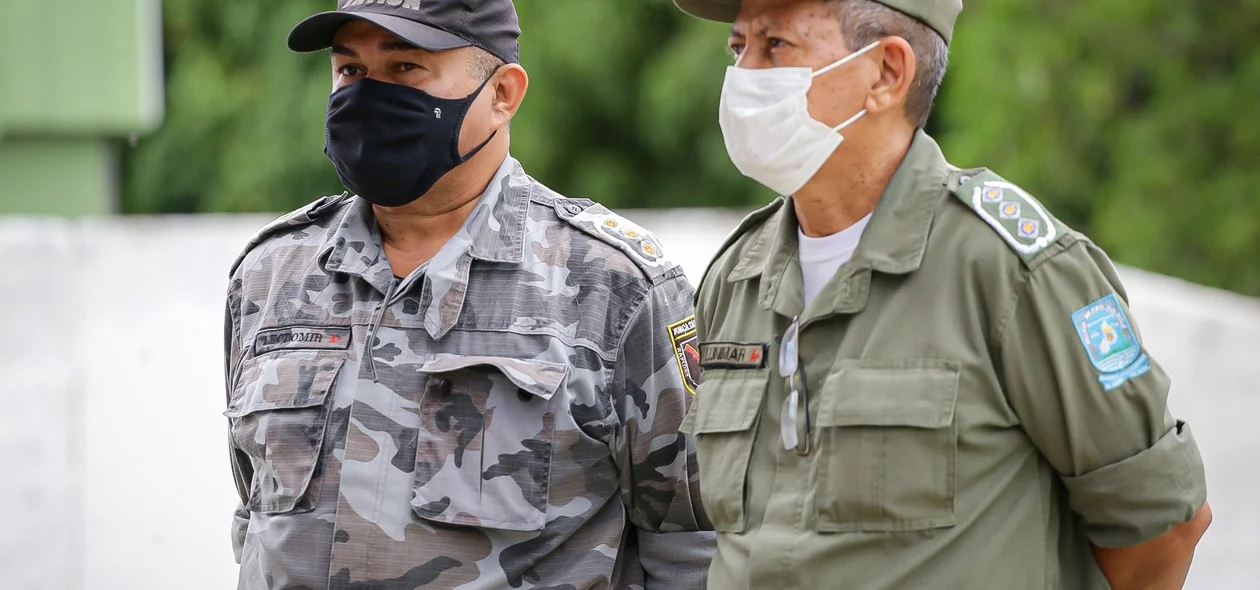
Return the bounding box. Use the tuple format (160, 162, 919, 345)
(673, 0, 1213, 588)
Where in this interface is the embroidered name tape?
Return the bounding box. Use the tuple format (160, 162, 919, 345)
(254, 326, 351, 355)
(699, 342, 768, 369)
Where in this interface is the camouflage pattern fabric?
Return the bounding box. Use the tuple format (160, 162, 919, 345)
(224, 156, 714, 589)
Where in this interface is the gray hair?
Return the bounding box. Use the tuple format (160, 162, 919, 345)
(467, 47, 505, 81)
(826, 0, 949, 128)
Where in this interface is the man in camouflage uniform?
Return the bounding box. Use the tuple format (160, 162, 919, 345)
(673, 0, 1212, 589)
(223, 1, 713, 588)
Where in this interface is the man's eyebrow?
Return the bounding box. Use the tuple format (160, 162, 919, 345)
(330, 43, 358, 58)
(729, 27, 746, 39)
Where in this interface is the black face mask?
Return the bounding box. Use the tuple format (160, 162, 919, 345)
(323, 75, 497, 208)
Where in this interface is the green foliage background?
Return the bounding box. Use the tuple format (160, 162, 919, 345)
(120, 0, 1260, 296)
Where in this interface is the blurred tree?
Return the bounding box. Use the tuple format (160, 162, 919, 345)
(121, 0, 768, 215)
(121, 0, 343, 213)
(938, 0, 1260, 295)
(121, 0, 1260, 296)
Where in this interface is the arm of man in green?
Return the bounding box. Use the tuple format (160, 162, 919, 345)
(1000, 236, 1212, 589)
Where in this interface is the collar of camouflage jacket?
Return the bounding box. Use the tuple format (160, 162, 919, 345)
(729, 130, 952, 317)
(317, 154, 531, 339)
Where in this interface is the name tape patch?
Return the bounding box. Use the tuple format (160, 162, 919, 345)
(699, 342, 767, 370)
(254, 326, 351, 355)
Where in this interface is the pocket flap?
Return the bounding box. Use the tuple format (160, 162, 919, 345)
(685, 369, 769, 434)
(417, 355, 568, 401)
(817, 359, 960, 429)
(225, 351, 346, 418)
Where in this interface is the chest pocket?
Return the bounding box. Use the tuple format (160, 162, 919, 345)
(679, 368, 768, 533)
(810, 358, 960, 533)
(410, 356, 569, 532)
(225, 350, 346, 514)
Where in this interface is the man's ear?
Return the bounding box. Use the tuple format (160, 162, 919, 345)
(491, 64, 529, 127)
(865, 37, 915, 116)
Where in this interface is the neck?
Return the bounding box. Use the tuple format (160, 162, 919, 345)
(794, 125, 915, 238)
(373, 142, 508, 275)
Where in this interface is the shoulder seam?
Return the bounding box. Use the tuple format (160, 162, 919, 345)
(1024, 231, 1082, 271)
(609, 275, 654, 376)
(991, 264, 1032, 358)
(228, 193, 350, 277)
(607, 271, 695, 388)
(992, 234, 1092, 349)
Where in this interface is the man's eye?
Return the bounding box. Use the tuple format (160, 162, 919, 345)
(397, 62, 422, 72)
(337, 65, 364, 77)
(728, 44, 745, 59)
(768, 38, 788, 50)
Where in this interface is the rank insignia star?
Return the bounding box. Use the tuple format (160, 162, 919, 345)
(1018, 219, 1040, 238)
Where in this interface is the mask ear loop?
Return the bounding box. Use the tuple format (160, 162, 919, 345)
(811, 40, 881, 132)
(457, 64, 508, 163)
(831, 109, 867, 132)
(811, 40, 881, 78)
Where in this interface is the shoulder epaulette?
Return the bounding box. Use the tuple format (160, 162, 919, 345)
(951, 170, 1067, 264)
(228, 192, 351, 277)
(552, 196, 676, 283)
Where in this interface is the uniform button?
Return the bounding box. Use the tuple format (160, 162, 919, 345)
(564, 203, 584, 216)
(517, 388, 532, 402)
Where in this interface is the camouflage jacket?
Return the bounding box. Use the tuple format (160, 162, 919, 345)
(223, 156, 714, 589)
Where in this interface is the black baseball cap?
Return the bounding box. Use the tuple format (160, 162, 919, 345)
(287, 0, 521, 64)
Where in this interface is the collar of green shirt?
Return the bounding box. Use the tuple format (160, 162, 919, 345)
(317, 154, 531, 339)
(728, 130, 952, 323)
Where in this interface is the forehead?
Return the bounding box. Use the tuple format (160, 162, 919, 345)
(732, 0, 838, 33)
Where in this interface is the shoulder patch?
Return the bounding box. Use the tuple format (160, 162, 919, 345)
(560, 202, 675, 280)
(1071, 293, 1152, 391)
(952, 170, 1064, 263)
(667, 316, 700, 395)
(228, 192, 351, 277)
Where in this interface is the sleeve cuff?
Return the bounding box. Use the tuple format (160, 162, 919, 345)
(1062, 420, 1207, 548)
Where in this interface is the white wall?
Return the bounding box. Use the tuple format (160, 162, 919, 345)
(1, 211, 1256, 590)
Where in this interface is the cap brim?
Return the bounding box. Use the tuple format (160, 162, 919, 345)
(673, 0, 740, 22)
(287, 11, 472, 53)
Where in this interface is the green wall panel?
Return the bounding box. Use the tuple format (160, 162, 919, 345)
(0, 139, 114, 216)
(0, 0, 164, 136)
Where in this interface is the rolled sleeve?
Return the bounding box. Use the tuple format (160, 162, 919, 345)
(1062, 420, 1207, 547)
(1000, 238, 1208, 548)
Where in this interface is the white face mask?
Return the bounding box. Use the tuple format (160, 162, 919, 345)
(718, 41, 880, 196)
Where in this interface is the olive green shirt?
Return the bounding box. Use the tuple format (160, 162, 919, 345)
(682, 131, 1207, 589)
